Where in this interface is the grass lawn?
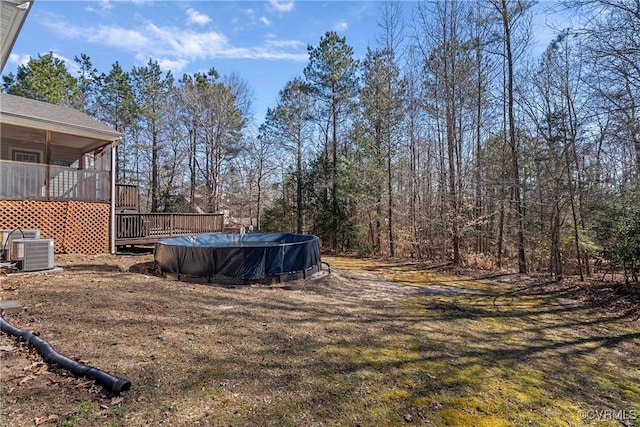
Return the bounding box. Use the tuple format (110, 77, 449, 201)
(1, 254, 638, 426)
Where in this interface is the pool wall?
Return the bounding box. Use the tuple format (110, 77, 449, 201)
(154, 232, 321, 283)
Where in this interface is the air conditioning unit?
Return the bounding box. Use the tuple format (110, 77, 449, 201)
(0, 229, 40, 261)
(10, 239, 54, 272)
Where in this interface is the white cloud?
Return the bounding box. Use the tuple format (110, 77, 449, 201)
(269, 0, 294, 13)
(6, 51, 80, 74)
(40, 18, 307, 74)
(143, 23, 229, 57)
(87, 26, 150, 51)
(84, 0, 115, 15)
(186, 8, 212, 26)
(100, 0, 113, 9)
(265, 35, 305, 50)
(333, 21, 348, 32)
(54, 53, 80, 74)
(93, 0, 113, 11)
(87, 0, 113, 11)
(7, 53, 31, 67)
(259, 16, 271, 26)
(217, 46, 307, 61)
(150, 57, 189, 72)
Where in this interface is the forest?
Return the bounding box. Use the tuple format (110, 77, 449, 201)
(2, 0, 639, 283)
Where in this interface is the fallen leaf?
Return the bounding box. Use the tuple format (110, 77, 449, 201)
(404, 413, 413, 422)
(19, 375, 35, 385)
(25, 361, 47, 373)
(34, 414, 58, 425)
(111, 397, 124, 405)
(74, 380, 93, 389)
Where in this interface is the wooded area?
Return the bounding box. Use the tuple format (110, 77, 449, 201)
(3, 0, 639, 282)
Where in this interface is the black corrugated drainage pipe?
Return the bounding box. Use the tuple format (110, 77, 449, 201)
(0, 315, 131, 395)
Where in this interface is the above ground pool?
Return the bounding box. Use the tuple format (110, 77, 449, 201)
(154, 232, 321, 283)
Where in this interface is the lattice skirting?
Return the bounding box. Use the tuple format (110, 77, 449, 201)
(0, 200, 110, 254)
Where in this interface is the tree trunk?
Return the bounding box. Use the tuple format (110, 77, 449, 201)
(550, 201, 562, 280)
(331, 89, 339, 251)
(501, 0, 526, 274)
(296, 135, 303, 234)
(189, 121, 197, 211)
(387, 131, 395, 257)
(151, 123, 159, 212)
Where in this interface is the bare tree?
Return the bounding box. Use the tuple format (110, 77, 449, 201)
(414, 0, 476, 264)
(488, 0, 534, 273)
(262, 78, 314, 233)
(130, 60, 173, 212)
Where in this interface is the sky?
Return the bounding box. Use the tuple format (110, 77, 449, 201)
(4, 0, 566, 126)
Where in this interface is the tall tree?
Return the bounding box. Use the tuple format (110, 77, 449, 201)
(468, 3, 493, 255)
(262, 78, 313, 233)
(375, 1, 406, 257)
(131, 60, 173, 212)
(304, 31, 358, 250)
(175, 69, 219, 211)
(98, 62, 137, 183)
(174, 69, 248, 213)
(415, 0, 475, 264)
(74, 54, 102, 115)
(201, 75, 248, 212)
(489, 0, 533, 273)
(403, 47, 428, 258)
(577, 0, 640, 178)
(3, 52, 81, 107)
(359, 47, 404, 255)
(248, 131, 279, 230)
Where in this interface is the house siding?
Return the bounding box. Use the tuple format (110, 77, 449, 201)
(0, 199, 109, 254)
(51, 145, 83, 165)
(1, 141, 83, 165)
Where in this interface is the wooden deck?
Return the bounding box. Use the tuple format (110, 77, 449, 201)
(115, 212, 224, 246)
(115, 183, 139, 212)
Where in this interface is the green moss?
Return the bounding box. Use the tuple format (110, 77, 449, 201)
(620, 382, 640, 400)
(61, 401, 102, 427)
(437, 407, 512, 427)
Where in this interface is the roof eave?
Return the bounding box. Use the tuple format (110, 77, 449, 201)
(0, 0, 34, 72)
(1, 111, 122, 142)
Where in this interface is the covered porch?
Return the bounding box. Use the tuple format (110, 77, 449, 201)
(0, 93, 119, 254)
(1, 93, 224, 253)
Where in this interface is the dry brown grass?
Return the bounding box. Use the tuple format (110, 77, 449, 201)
(1, 254, 639, 426)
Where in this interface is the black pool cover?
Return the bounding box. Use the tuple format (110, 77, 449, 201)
(154, 232, 321, 282)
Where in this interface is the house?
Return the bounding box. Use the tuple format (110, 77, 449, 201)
(1, 2, 117, 253)
(0, 92, 226, 253)
(1, 0, 121, 254)
(1, 0, 223, 254)
(0, 92, 121, 254)
(2, 0, 120, 255)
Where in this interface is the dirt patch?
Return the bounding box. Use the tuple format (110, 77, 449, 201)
(1, 254, 639, 426)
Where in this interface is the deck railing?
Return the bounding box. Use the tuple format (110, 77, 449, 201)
(115, 212, 224, 245)
(115, 184, 139, 211)
(0, 160, 110, 202)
